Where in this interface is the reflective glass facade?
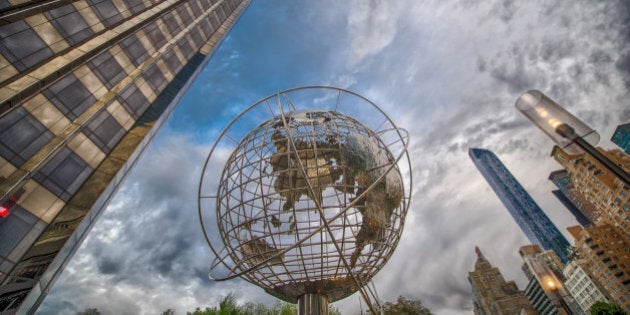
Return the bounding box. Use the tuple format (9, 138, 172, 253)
(0, 0, 250, 312)
(611, 123, 630, 154)
(549, 169, 592, 227)
(469, 148, 572, 264)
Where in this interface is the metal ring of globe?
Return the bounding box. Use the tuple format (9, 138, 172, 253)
(198, 86, 412, 303)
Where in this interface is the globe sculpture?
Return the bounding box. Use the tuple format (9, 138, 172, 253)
(198, 86, 411, 314)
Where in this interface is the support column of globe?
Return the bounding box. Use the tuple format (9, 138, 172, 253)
(198, 87, 412, 315)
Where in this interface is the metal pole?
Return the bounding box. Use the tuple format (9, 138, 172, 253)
(297, 294, 329, 315)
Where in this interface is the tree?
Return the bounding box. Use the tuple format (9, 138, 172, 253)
(590, 301, 627, 315)
(218, 293, 241, 315)
(371, 296, 432, 315)
(187, 294, 341, 315)
(161, 309, 176, 315)
(186, 294, 243, 315)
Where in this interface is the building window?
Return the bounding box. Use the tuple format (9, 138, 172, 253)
(43, 74, 96, 121)
(123, 0, 146, 14)
(144, 23, 167, 48)
(0, 108, 54, 167)
(87, 0, 124, 27)
(88, 51, 126, 89)
(200, 19, 214, 39)
(163, 51, 181, 74)
(216, 4, 227, 20)
(163, 11, 182, 34)
(177, 38, 194, 60)
(191, 1, 203, 14)
(191, 26, 205, 47)
(33, 147, 93, 202)
(44, 4, 94, 45)
(0, 205, 42, 262)
(117, 84, 148, 119)
(143, 64, 167, 93)
(199, 0, 210, 10)
(209, 12, 220, 29)
(83, 110, 125, 154)
(176, 5, 192, 24)
(0, 20, 54, 71)
(120, 34, 149, 67)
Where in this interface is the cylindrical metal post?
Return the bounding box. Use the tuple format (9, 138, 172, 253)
(297, 293, 329, 315)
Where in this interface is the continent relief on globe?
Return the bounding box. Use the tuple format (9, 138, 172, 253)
(261, 116, 404, 268)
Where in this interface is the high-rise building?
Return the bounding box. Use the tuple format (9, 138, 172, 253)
(469, 148, 572, 263)
(468, 247, 536, 315)
(563, 259, 609, 313)
(0, 0, 250, 313)
(567, 225, 630, 309)
(552, 146, 630, 239)
(548, 169, 593, 226)
(611, 123, 630, 154)
(518, 245, 580, 314)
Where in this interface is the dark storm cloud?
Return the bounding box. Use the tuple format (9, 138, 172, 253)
(589, 50, 613, 65)
(487, 50, 540, 94)
(98, 258, 122, 275)
(40, 1, 630, 314)
(479, 0, 629, 103)
(492, 0, 518, 23)
(616, 51, 630, 86)
(39, 135, 255, 314)
(539, 38, 576, 63)
(366, 1, 630, 313)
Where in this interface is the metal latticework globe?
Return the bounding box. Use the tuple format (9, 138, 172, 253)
(199, 86, 411, 305)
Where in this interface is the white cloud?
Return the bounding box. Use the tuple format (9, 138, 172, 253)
(347, 0, 402, 65)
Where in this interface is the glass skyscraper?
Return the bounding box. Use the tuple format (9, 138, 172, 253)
(469, 148, 571, 264)
(611, 123, 630, 154)
(0, 0, 250, 313)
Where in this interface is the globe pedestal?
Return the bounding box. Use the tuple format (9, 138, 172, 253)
(297, 293, 328, 315)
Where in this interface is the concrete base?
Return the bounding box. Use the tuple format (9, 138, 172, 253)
(297, 293, 328, 315)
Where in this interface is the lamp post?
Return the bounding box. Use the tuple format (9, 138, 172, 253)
(542, 276, 573, 315)
(516, 90, 630, 187)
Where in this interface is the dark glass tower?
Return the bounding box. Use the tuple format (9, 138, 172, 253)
(611, 123, 630, 154)
(548, 169, 591, 226)
(469, 148, 571, 264)
(0, 0, 251, 313)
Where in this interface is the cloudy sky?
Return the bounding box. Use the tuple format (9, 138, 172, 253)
(38, 1, 630, 314)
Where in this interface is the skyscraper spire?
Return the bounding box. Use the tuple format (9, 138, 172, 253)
(468, 246, 536, 314)
(475, 246, 484, 260)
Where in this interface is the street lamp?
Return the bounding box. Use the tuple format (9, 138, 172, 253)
(516, 90, 630, 187)
(541, 275, 573, 315)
